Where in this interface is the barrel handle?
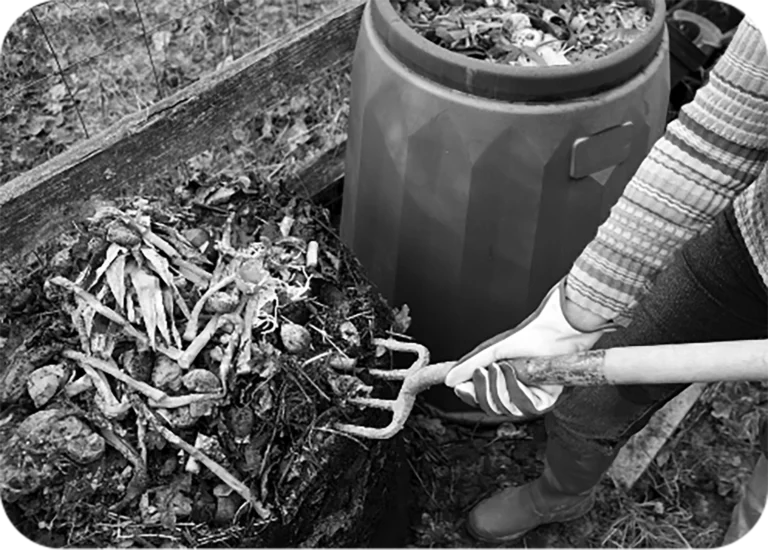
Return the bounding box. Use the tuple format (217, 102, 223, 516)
(570, 121, 635, 182)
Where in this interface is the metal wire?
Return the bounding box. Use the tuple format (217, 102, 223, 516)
(1, 0, 225, 103)
(1, 0, 345, 189)
(30, 7, 90, 139)
(218, 0, 236, 60)
(132, 0, 165, 100)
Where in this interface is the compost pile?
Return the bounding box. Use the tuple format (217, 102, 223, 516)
(0, 192, 408, 547)
(393, 0, 651, 66)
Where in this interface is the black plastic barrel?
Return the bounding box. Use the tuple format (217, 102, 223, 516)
(341, 0, 670, 409)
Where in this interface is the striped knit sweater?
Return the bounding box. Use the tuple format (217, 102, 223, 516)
(566, 17, 768, 326)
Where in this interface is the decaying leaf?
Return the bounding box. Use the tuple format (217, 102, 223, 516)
(604, 27, 642, 43)
(339, 321, 361, 348)
(140, 247, 174, 286)
(90, 243, 125, 290)
(327, 374, 372, 398)
(157, 405, 197, 428)
(392, 304, 412, 334)
(182, 369, 222, 393)
(182, 227, 210, 250)
(128, 266, 162, 348)
(105, 253, 127, 310)
(252, 384, 274, 418)
(227, 407, 254, 441)
(120, 347, 154, 384)
(214, 491, 240, 525)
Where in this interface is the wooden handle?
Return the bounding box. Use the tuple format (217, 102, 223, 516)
(507, 339, 768, 386)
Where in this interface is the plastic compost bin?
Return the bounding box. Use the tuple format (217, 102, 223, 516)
(341, 0, 670, 409)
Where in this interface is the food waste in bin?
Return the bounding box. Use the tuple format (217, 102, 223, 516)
(393, 0, 653, 66)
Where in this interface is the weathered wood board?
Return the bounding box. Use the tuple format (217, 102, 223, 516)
(608, 383, 707, 490)
(0, 0, 365, 260)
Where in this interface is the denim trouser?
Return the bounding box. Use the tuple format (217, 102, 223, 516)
(545, 205, 768, 521)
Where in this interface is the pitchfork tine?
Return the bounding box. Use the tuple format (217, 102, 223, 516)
(334, 338, 456, 440)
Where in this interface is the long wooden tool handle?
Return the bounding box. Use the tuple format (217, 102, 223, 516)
(509, 339, 768, 386)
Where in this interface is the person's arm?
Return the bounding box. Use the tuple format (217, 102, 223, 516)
(566, 18, 768, 327)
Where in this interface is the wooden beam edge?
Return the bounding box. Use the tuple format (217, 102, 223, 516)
(607, 382, 707, 491)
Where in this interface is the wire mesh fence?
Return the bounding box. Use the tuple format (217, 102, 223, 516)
(0, 0, 348, 187)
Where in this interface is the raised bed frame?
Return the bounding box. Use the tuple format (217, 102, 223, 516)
(0, 0, 701, 498)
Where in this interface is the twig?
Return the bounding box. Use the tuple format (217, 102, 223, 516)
(311, 426, 369, 452)
(178, 315, 221, 369)
(172, 258, 212, 287)
(64, 375, 94, 397)
(100, 427, 148, 512)
(133, 398, 271, 520)
(235, 294, 258, 374)
(63, 349, 223, 409)
(64, 349, 166, 401)
(184, 274, 236, 341)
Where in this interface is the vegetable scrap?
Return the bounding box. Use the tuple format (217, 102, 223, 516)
(392, 0, 651, 66)
(0, 192, 402, 546)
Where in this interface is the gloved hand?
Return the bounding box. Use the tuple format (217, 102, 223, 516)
(443, 278, 616, 417)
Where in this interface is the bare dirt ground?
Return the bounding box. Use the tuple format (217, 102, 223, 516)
(1, 1, 767, 547)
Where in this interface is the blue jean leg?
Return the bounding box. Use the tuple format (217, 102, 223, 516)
(545, 205, 768, 492)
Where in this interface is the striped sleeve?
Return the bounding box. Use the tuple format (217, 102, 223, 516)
(566, 18, 768, 325)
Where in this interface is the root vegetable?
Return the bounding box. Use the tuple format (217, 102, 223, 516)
(153, 356, 183, 392)
(26, 364, 68, 408)
(206, 291, 240, 314)
(280, 322, 311, 354)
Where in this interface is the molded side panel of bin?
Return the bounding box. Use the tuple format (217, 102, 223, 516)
(342, 4, 670, 363)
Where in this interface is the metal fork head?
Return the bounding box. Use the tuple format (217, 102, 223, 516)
(334, 338, 430, 440)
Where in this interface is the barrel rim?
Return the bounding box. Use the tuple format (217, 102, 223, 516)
(370, 0, 667, 102)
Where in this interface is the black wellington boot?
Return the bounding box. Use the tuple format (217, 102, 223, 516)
(466, 435, 617, 543)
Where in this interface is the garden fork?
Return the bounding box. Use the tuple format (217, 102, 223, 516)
(335, 337, 768, 440)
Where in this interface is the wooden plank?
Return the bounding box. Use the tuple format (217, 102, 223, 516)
(286, 141, 347, 200)
(0, 0, 366, 260)
(607, 383, 707, 490)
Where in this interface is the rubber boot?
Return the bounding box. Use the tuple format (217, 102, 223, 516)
(720, 455, 768, 550)
(467, 436, 616, 543)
